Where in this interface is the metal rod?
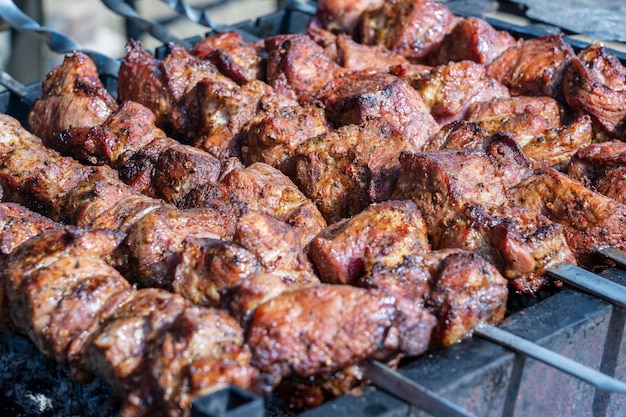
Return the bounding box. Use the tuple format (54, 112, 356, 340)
(548, 263, 626, 309)
(0, 0, 120, 77)
(363, 360, 478, 417)
(475, 323, 626, 393)
(597, 246, 626, 270)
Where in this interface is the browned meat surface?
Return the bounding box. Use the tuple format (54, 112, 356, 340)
(240, 103, 329, 176)
(428, 17, 517, 66)
(424, 120, 491, 151)
(308, 200, 430, 285)
(410, 60, 510, 126)
(335, 33, 410, 71)
(595, 167, 626, 204)
(264, 34, 348, 100)
(392, 149, 575, 292)
(562, 43, 626, 139)
(356, 0, 457, 62)
(364, 249, 508, 347)
(5, 227, 130, 373)
(511, 167, 626, 267)
(523, 115, 593, 170)
(183, 162, 327, 246)
(247, 284, 436, 386)
(293, 120, 420, 223)
(172, 210, 319, 323)
(120, 206, 236, 289)
(487, 34, 575, 99)
(315, 71, 440, 149)
(118, 40, 229, 132)
(567, 140, 626, 187)
(0, 203, 59, 330)
(308, 0, 384, 34)
(466, 96, 563, 147)
(190, 31, 266, 83)
(54, 101, 167, 168)
(27, 52, 118, 144)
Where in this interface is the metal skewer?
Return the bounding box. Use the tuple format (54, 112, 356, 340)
(597, 246, 626, 270)
(363, 360, 478, 417)
(0, 0, 120, 77)
(475, 323, 626, 393)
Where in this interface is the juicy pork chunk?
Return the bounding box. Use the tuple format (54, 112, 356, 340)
(409, 60, 510, 126)
(568, 140, 626, 197)
(392, 149, 576, 293)
(363, 249, 508, 347)
(307, 200, 431, 285)
(511, 168, 626, 267)
(264, 33, 348, 101)
(190, 31, 266, 84)
(427, 17, 517, 66)
(487, 34, 575, 99)
(308, 0, 385, 34)
(183, 162, 327, 246)
(293, 120, 421, 223)
(466, 96, 563, 147)
(118, 40, 230, 132)
(247, 284, 436, 387)
(315, 71, 440, 149)
(27, 52, 118, 144)
(356, 0, 457, 62)
(0, 203, 59, 330)
(334, 33, 410, 71)
(240, 103, 330, 176)
(562, 43, 626, 139)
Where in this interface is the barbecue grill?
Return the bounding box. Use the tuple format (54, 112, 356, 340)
(1, 1, 626, 416)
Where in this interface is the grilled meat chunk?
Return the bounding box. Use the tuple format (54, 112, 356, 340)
(240, 103, 330, 176)
(183, 162, 327, 246)
(264, 33, 348, 101)
(308, 0, 385, 34)
(356, 0, 457, 62)
(595, 167, 626, 204)
(308, 200, 430, 285)
(487, 34, 575, 99)
(190, 31, 266, 84)
(0, 203, 59, 330)
(427, 17, 517, 66)
(392, 149, 575, 292)
(424, 120, 492, 151)
(247, 284, 436, 386)
(293, 120, 420, 223)
(511, 167, 626, 267)
(562, 43, 626, 139)
(409, 60, 510, 126)
(335, 33, 410, 71)
(466, 96, 562, 147)
(28, 52, 118, 144)
(364, 249, 508, 347)
(315, 71, 440, 149)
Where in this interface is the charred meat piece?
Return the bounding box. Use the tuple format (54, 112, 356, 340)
(308, 200, 430, 285)
(487, 34, 575, 99)
(511, 167, 626, 267)
(27, 52, 118, 145)
(183, 162, 327, 246)
(54, 101, 167, 168)
(428, 17, 517, 66)
(315, 71, 440, 149)
(118, 40, 229, 131)
(240, 103, 329, 176)
(567, 139, 626, 187)
(293, 120, 420, 223)
(173, 210, 319, 323)
(356, 0, 457, 62)
(307, 0, 385, 34)
(410, 60, 510, 126)
(363, 249, 508, 347)
(466, 96, 563, 147)
(562, 43, 626, 139)
(264, 33, 348, 101)
(0, 203, 59, 330)
(595, 167, 626, 204)
(335, 33, 410, 71)
(424, 120, 492, 151)
(392, 149, 575, 292)
(190, 31, 266, 84)
(247, 284, 436, 387)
